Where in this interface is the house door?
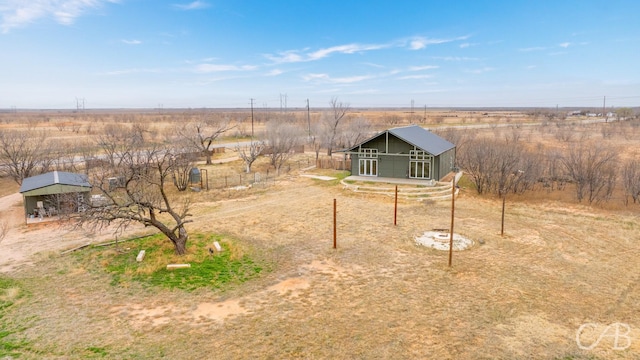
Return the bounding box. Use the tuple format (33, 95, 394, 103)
(409, 160, 431, 179)
(359, 159, 378, 176)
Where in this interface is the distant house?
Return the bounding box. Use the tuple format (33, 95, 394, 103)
(19, 171, 91, 221)
(340, 125, 456, 181)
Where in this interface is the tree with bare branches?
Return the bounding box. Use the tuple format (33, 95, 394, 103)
(170, 149, 198, 192)
(235, 140, 265, 173)
(96, 124, 139, 168)
(78, 145, 192, 255)
(561, 141, 618, 204)
(178, 115, 233, 165)
(0, 129, 51, 184)
(622, 159, 640, 205)
(264, 120, 303, 174)
(325, 97, 350, 156)
(340, 116, 372, 149)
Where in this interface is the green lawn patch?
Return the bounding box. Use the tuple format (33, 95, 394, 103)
(0, 277, 30, 358)
(78, 233, 265, 291)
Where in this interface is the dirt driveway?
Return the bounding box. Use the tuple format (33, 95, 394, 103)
(0, 192, 148, 273)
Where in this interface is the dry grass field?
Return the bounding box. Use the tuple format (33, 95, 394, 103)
(0, 109, 639, 359)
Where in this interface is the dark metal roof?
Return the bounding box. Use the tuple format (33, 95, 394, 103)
(19, 171, 91, 193)
(388, 125, 455, 156)
(342, 125, 455, 156)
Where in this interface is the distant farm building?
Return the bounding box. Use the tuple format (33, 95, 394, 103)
(341, 125, 456, 181)
(19, 171, 91, 222)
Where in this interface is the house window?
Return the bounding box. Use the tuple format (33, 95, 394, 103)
(360, 148, 378, 158)
(410, 150, 429, 160)
(409, 150, 432, 179)
(359, 159, 378, 176)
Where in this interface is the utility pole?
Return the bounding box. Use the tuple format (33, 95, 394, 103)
(306, 98, 311, 136)
(603, 96, 607, 122)
(250, 98, 255, 138)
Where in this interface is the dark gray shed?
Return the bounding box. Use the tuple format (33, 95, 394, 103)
(340, 125, 456, 181)
(19, 171, 91, 221)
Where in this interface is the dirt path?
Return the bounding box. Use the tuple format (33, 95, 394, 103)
(0, 192, 148, 273)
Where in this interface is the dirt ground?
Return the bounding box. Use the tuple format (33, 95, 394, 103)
(1, 170, 640, 359)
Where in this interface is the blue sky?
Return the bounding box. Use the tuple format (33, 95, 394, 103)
(1, 0, 639, 109)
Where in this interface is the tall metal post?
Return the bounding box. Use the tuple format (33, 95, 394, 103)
(501, 193, 506, 236)
(448, 177, 455, 267)
(394, 185, 398, 226)
(333, 199, 337, 249)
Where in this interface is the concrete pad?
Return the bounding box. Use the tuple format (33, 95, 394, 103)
(300, 174, 337, 181)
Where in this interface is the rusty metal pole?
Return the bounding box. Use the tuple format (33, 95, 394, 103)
(501, 193, 506, 236)
(394, 185, 398, 226)
(448, 177, 455, 267)
(333, 198, 337, 249)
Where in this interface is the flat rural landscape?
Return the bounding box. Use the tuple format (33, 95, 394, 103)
(1, 1, 639, 359)
(0, 108, 639, 359)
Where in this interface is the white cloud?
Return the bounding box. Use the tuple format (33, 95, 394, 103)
(308, 43, 388, 60)
(0, 0, 118, 33)
(104, 68, 162, 75)
(408, 65, 438, 71)
(302, 73, 372, 84)
(399, 74, 433, 80)
(174, 1, 209, 10)
(194, 63, 257, 73)
(432, 56, 480, 62)
(466, 67, 494, 74)
(559, 42, 570, 48)
(121, 39, 141, 45)
(407, 35, 469, 50)
(265, 69, 283, 76)
(519, 46, 546, 52)
(264, 50, 304, 64)
(266, 43, 389, 64)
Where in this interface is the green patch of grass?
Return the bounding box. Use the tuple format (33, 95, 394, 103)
(77, 233, 265, 291)
(0, 277, 30, 358)
(333, 171, 350, 180)
(85, 346, 109, 357)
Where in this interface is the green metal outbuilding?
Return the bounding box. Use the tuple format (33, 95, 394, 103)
(340, 125, 456, 181)
(19, 171, 91, 221)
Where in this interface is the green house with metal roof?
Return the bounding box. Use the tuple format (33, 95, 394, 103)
(341, 125, 456, 181)
(19, 171, 91, 220)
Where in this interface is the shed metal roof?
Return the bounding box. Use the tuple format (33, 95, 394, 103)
(19, 171, 91, 194)
(343, 125, 455, 156)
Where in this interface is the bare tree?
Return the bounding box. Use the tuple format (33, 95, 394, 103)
(615, 107, 634, 121)
(562, 141, 618, 204)
(235, 140, 265, 173)
(264, 120, 303, 174)
(178, 114, 233, 165)
(308, 121, 324, 161)
(96, 124, 138, 168)
(458, 137, 539, 195)
(325, 97, 350, 156)
(622, 159, 640, 205)
(0, 129, 51, 184)
(170, 149, 198, 192)
(78, 145, 192, 255)
(340, 116, 372, 149)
